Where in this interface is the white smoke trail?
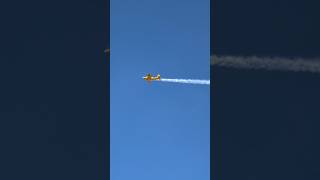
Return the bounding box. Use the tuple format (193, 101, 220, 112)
(160, 78, 210, 85)
(211, 55, 320, 73)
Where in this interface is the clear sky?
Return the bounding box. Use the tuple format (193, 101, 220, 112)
(111, 0, 210, 179)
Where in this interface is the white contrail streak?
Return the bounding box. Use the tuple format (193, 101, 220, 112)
(211, 55, 320, 73)
(160, 78, 210, 85)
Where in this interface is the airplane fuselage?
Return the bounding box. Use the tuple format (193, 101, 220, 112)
(143, 74, 161, 82)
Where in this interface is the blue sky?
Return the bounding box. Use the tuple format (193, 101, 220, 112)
(111, 0, 210, 179)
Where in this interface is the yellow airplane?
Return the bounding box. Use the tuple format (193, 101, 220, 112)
(143, 73, 161, 83)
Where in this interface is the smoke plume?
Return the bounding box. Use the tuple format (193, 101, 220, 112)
(160, 78, 210, 85)
(211, 55, 320, 73)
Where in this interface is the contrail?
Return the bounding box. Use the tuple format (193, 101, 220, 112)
(160, 78, 210, 85)
(211, 55, 320, 73)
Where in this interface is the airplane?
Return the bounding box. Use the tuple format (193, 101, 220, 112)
(104, 48, 110, 60)
(143, 73, 161, 83)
